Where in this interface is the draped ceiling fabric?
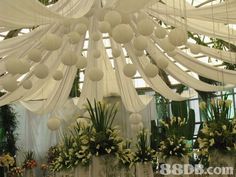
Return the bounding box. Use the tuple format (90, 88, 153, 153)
(0, 0, 236, 114)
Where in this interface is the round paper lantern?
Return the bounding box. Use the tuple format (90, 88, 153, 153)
(144, 63, 159, 78)
(68, 32, 81, 44)
(92, 32, 102, 41)
(34, 63, 49, 79)
(99, 21, 111, 33)
(190, 44, 201, 54)
(112, 24, 133, 44)
(41, 33, 62, 51)
(121, 13, 131, 24)
(168, 28, 188, 46)
(22, 80, 32, 89)
(92, 49, 101, 58)
(129, 113, 142, 124)
(76, 56, 87, 69)
(47, 118, 61, 131)
(76, 24, 88, 35)
(2, 77, 18, 92)
(18, 61, 30, 74)
(112, 48, 121, 58)
(123, 64, 136, 78)
(53, 70, 63, 81)
(160, 38, 175, 52)
(137, 19, 154, 36)
(88, 68, 104, 81)
(156, 57, 169, 69)
(61, 51, 78, 66)
(133, 36, 148, 51)
(5, 58, 21, 74)
(104, 10, 122, 27)
(134, 49, 144, 57)
(154, 26, 167, 39)
(167, 51, 177, 57)
(28, 49, 42, 62)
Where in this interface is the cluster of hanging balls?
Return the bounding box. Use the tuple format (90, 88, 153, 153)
(2, 7, 190, 93)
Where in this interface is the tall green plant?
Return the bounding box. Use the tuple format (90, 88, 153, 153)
(86, 99, 118, 132)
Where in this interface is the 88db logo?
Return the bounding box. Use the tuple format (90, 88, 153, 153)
(159, 164, 234, 175)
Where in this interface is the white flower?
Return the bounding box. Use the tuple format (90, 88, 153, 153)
(209, 139, 214, 146)
(222, 125, 227, 131)
(201, 127, 209, 134)
(226, 147, 231, 151)
(199, 102, 206, 110)
(225, 100, 232, 108)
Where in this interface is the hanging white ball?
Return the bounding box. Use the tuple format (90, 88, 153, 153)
(168, 28, 188, 46)
(2, 77, 18, 92)
(155, 26, 167, 39)
(68, 32, 81, 44)
(99, 21, 111, 33)
(88, 68, 104, 81)
(134, 49, 144, 57)
(144, 63, 159, 78)
(76, 24, 88, 35)
(121, 13, 131, 24)
(104, 10, 122, 27)
(123, 64, 136, 78)
(22, 80, 32, 89)
(92, 49, 101, 58)
(5, 58, 21, 74)
(33, 63, 49, 79)
(18, 61, 30, 74)
(53, 70, 63, 81)
(167, 51, 177, 57)
(112, 48, 121, 58)
(92, 32, 102, 41)
(112, 24, 133, 44)
(95, 8, 108, 21)
(47, 117, 61, 131)
(129, 113, 142, 124)
(41, 33, 62, 51)
(133, 36, 148, 51)
(61, 51, 78, 66)
(189, 44, 201, 54)
(160, 38, 175, 52)
(156, 57, 169, 69)
(28, 49, 42, 62)
(137, 19, 154, 36)
(76, 56, 87, 69)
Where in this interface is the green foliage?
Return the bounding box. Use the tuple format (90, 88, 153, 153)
(0, 105, 18, 155)
(171, 100, 195, 140)
(86, 99, 118, 132)
(134, 129, 156, 163)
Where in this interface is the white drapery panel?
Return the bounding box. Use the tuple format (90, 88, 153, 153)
(125, 44, 187, 101)
(148, 10, 236, 45)
(150, 0, 236, 24)
(186, 42, 236, 64)
(0, 0, 95, 31)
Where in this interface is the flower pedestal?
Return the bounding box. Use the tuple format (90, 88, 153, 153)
(119, 167, 135, 177)
(135, 162, 154, 177)
(25, 169, 35, 177)
(74, 165, 89, 177)
(90, 155, 118, 177)
(164, 156, 189, 177)
(209, 150, 235, 177)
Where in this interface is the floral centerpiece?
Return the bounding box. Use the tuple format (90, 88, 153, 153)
(0, 153, 15, 177)
(86, 99, 123, 177)
(158, 117, 191, 161)
(22, 151, 37, 177)
(134, 129, 156, 177)
(197, 96, 236, 167)
(9, 167, 24, 177)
